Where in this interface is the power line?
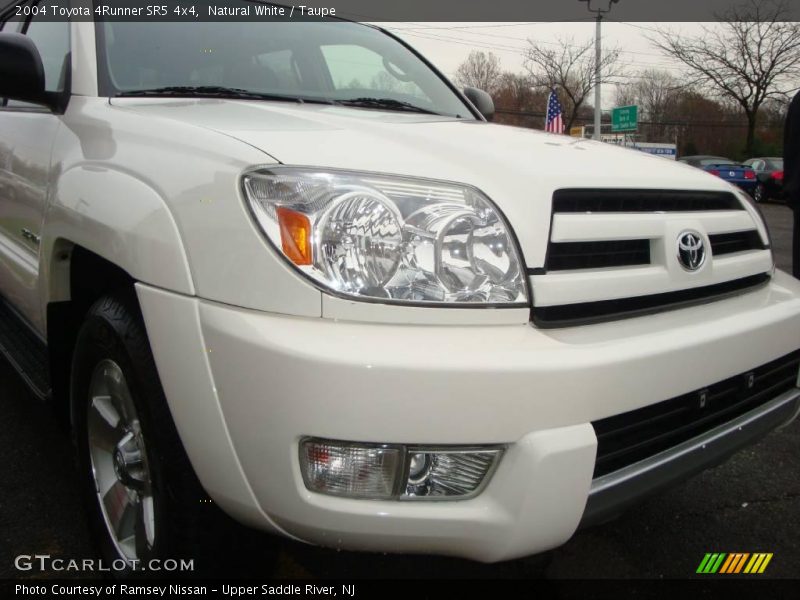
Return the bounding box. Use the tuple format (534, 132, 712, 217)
(390, 20, 595, 42)
(390, 25, 680, 62)
(388, 21, 594, 33)
(607, 21, 665, 35)
(386, 25, 688, 74)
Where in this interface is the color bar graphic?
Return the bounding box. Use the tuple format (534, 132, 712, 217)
(719, 553, 749, 573)
(697, 552, 773, 574)
(743, 553, 774, 574)
(697, 553, 727, 573)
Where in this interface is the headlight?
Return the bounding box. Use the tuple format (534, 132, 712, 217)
(243, 167, 528, 305)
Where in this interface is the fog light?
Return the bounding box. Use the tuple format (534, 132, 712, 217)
(300, 439, 502, 501)
(300, 440, 402, 499)
(402, 450, 501, 500)
(407, 452, 433, 484)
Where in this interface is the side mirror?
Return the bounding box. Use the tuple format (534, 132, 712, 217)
(0, 33, 48, 107)
(463, 87, 495, 121)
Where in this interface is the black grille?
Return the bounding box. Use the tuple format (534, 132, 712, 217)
(546, 240, 650, 271)
(532, 273, 770, 328)
(592, 350, 800, 478)
(710, 230, 767, 256)
(553, 189, 742, 213)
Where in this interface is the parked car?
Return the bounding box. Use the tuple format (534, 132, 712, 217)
(743, 157, 785, 203)
(678, 155, 758, 195)
(1, 5, 800, 569)
(677, 154, 731, 168)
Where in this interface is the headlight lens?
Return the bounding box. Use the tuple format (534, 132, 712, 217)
(243, 167, 528, 305)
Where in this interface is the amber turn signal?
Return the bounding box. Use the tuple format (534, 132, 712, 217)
(276, 207, 312, 265)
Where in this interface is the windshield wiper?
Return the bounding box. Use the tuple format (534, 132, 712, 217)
(335, 97, 442, 115)
(116, 86, 334, 104)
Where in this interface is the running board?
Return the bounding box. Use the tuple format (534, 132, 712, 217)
(0, 297, 51, 400)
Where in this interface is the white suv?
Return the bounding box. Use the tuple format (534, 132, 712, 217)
(1, 2, 799, 568)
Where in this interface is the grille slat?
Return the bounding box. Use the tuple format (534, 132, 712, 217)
(709, 230, 767, 255)
(596, 404, 692, 442)
(533, 274, 770, 327)
(592, 351, 800, 478)
(546, 240, 650, 271)
(596, 375, 795, 470)
(543, 231, 764, 274)
(553, 189, 742, 213)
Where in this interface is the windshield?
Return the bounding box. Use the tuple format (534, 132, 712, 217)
(95, 15, 475, 118)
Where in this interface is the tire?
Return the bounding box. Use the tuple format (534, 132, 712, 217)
(71, 292, 268, 576)
(753, 183, 767, 203)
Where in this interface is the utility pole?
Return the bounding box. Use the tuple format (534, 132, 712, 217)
(579, 0, 619, 141)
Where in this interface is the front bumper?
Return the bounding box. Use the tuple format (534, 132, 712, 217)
(136, 270, 800, 563)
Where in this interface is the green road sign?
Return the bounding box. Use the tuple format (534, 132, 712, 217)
(612, 105, 638, 132)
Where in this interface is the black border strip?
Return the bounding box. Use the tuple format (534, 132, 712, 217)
(3, 0, 800, 22)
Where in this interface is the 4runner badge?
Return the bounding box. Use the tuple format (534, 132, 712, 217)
(677, 230, 706, 271)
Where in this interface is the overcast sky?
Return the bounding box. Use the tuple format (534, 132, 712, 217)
(383, 22, 719, 109)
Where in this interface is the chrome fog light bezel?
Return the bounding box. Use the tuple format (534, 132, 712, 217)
(299, 438, 504, 501)
(399, 446, 504, 502)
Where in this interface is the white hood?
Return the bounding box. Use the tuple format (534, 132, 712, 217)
(112, 98, 732, 267)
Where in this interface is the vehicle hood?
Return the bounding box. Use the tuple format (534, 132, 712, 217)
(112, 98, 734, 268)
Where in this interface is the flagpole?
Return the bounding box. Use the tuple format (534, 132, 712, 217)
(594, 13, 602, 141)
(545, 90, 550, 130)
(579, 0, 620, 141)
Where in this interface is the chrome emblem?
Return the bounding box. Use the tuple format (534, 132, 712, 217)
(677, 230, 706, 271)
(729, 171, 736, 177)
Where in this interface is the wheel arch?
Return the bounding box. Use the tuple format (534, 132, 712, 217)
(41, 164, 195, 307)
(46, 244, 139, 426)
(41, 166, 196, 422)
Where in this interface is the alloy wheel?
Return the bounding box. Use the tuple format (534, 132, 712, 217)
(86, 359, 155, 563)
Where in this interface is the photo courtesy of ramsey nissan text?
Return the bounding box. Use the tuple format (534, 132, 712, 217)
(0, 0, 799, 595)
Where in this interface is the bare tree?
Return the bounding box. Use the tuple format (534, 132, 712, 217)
(493, 72, 549, 127)
(651, 0, 800, 156)
(495, 72, 539, 108)
(614, 69, 684, 139)
(629, 70, 681, 121)
(523, 36, 620, 131)
(454, 51, 503, 94)
(613, 83, 637, 109)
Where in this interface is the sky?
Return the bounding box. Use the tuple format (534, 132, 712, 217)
(382, 21, 715, 109)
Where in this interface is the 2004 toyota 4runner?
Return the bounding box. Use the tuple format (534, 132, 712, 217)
(1, 2, 800, 567)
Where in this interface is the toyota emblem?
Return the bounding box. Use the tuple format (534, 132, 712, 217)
(677, 231, 706, 271)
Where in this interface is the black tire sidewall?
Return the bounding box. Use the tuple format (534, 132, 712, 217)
(72, 295, 172, 575)
(70, 293, 278, 577)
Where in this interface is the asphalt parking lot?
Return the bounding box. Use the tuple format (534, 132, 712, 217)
(1, 202, 798, 580)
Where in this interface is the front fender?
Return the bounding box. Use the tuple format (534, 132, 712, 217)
(42, 164, 194, 304)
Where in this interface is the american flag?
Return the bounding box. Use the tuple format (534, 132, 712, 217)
(545, 88, 564, 134)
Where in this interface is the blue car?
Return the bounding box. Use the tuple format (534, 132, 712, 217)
(678, 155, 758, 195)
